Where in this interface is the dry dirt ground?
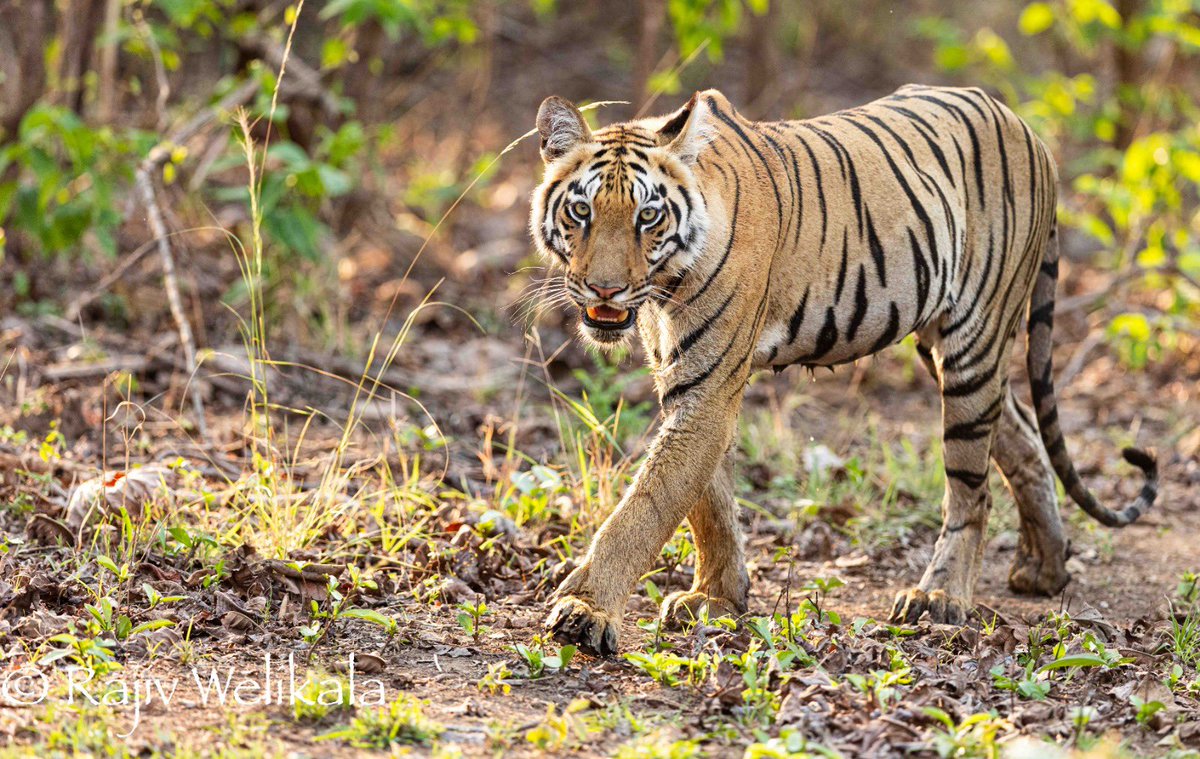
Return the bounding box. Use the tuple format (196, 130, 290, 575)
(0, 265, 1198, 758)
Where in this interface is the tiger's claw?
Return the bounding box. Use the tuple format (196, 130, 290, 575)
(545, 595, 619, 656)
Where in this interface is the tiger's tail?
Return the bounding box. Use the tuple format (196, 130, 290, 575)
(1025, 224, 1158, 527)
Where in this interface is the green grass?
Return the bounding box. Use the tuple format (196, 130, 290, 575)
(317, 693, 443, 749)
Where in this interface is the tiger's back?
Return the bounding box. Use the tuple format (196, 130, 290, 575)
(686, 85, 1058, 375)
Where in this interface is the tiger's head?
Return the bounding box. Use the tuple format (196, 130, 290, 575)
(529, 93, 713, 345)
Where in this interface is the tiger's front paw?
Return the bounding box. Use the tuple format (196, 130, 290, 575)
(546, 595, 620, 656)
(659, 591, 742, 629)
(889, 587, 971, 625)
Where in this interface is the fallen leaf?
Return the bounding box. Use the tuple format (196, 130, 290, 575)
(221, 610, 255, 632)
(335, 652, 387, 675)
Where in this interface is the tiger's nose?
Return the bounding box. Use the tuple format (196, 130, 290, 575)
(587, 283, 626, 299)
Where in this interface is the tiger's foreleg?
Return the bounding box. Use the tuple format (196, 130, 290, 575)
(547, 387, 746, 656)
(659, 450, 749, 627)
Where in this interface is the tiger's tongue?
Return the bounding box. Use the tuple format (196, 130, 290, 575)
(587, 305, 629, 323)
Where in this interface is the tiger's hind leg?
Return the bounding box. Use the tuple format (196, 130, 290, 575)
(913, 346, 1070, 597)
(992, 388, 1070, 595)
(892, 332, 1009, 625)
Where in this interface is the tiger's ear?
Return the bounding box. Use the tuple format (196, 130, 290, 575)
(536, 96, 592, 163)
(657, 92, 712, 165)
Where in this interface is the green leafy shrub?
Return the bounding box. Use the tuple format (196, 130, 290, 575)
(0, 106, 153, 264)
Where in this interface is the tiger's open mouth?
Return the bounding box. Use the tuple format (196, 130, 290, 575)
(582, 304, 635, 330)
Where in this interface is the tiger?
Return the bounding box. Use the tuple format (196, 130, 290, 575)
(527, 85, 1158, 656)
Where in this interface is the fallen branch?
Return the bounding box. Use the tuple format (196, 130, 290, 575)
(127, 77, 261, 439)
(42, 355, 149, 382)
(134, 165, 207, 439)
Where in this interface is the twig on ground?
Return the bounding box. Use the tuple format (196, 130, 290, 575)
(42, 355, 149, 382)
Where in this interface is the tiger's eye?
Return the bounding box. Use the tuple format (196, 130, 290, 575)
(639, 207, 660, 223)
(571, 201, 591, 218)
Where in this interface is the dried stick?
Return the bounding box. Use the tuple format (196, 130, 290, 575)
(134, 166, 207, 438)
(126, 77, 261, 439)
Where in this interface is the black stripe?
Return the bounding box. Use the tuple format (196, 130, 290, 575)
(869, 302, 902, 353)
(864, 207, 888, 288)
(845, 266, 868, 342)
(945, 467, 988, 489)
(671, 289, 737, 362)
(944, 397, 1003, 441)
(786, 286, 811, 344)
(834, 228, 850, 302)
(682, 176, 739, 307)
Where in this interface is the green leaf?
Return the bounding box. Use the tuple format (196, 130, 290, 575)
(1109, 312, 1151, 342)
(131, 619, 176, 636)
(1017, 679, 1051, 699)
(341, 607, 395, 631)
(558, 644, 577, 670)
(1019, 3, 1055, 35)
(1038, 653, 1107, 672)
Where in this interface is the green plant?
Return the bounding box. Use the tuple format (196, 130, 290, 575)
(477, 661, 513, 695)
(570, 354, 654, 447)
(1069, 705, 1099, 748)
(1130, 694, 1166, 726)
(844, 659, 913, 714)
(624, 650, 715, 688)
(0, 105, 153, 267)
(722, 644, 781, 729)
(456, 599, 490, 642)
(318, 694, 443, 748)
(613, 733, 703, 759)
(524, 699, 598, 751)
(923, 708, 1011, 759)
(142, 582, 186, 610)
(991, 666, 1052, 701)
(1177, 571, 1200, 606)
(293, 675, 353, 722)
(41, 630, 121, 675)
(318, 0, 480, 45)
(501, 465, 569, 525)
(94, 555, 130, 584)
(1168, 606, 1200, 670)
(512, 639, 576, 679)
(742, 728, 835, 759)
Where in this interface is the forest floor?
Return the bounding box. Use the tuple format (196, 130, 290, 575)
(0, 257, 1198, 758)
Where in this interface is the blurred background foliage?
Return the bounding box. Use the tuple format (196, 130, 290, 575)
(0, 0, 1197, 366)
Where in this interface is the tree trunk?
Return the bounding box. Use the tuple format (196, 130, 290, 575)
(632, 0, 666, 115)
(744, 1, 778, 116)
(0, 0, 54, 137)
(1113, 0, 1142, 149)
(96, 0, 123, 122)
(57, 0, 106, 115)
